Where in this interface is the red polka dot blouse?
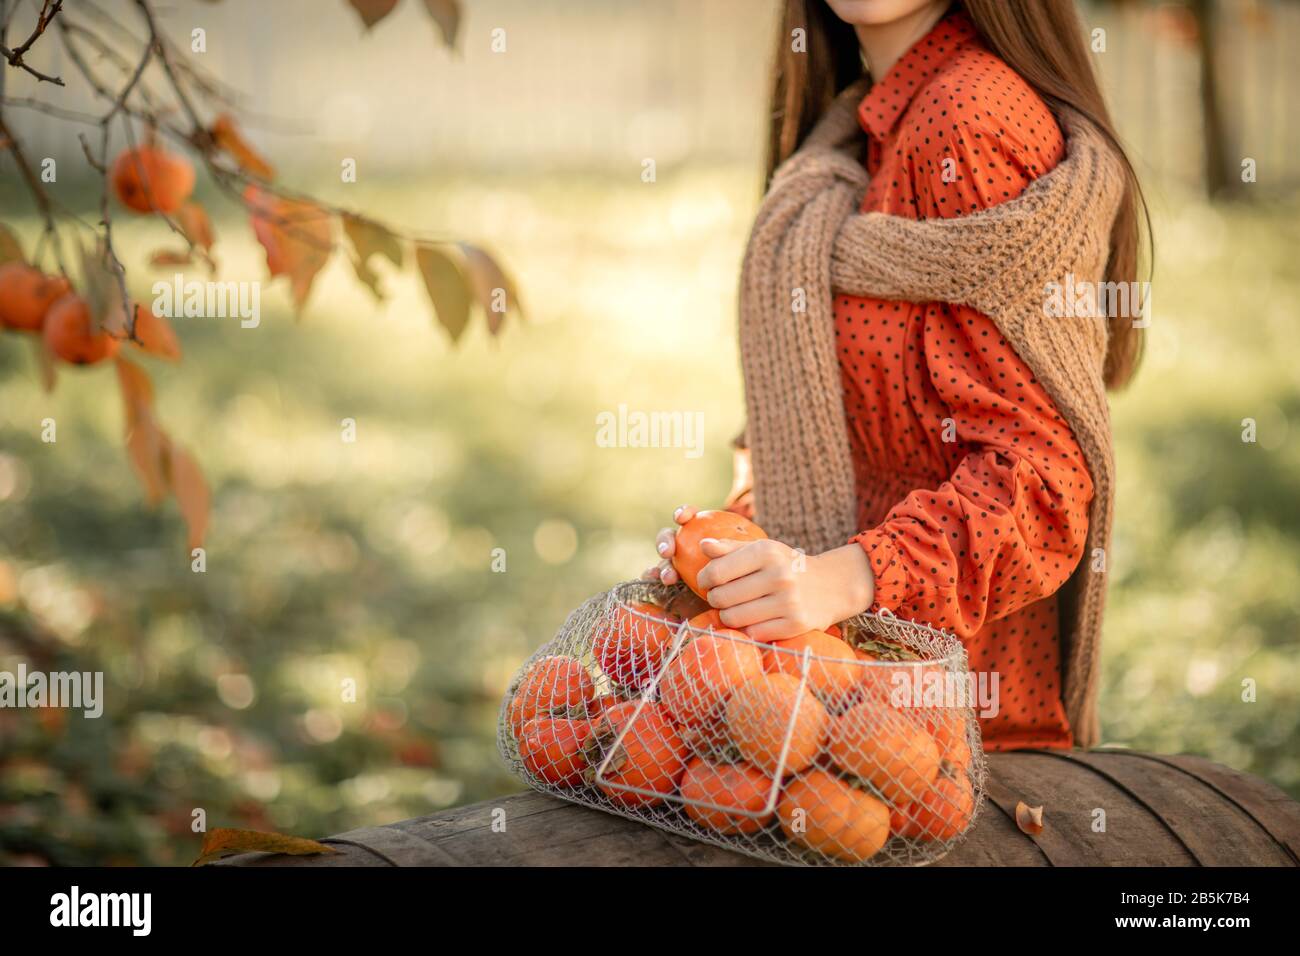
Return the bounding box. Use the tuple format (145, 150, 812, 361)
(839, 10, 1092, 750)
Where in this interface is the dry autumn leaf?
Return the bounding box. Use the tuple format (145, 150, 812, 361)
(459, 242, 522, 336)
(415, 243, 471, 343)
(116, 355, 155, 424)
(343, 214, 403, 300)
(149, 250, 193, 267)
(1015, 800, 1045, 835)
(850, 636, 921, 661)
(0, 223, 24, 266)
(31, 337, 57, 393)
(177, 202, 215, 251)
(193, 828, 339, 867)
(126, 420, 169, 506)
(151, 203, 217, 271)
(117, 357, 168, 505)
(348, 0, 401, 30)
(244, 184, 334, 313)
(420, 0, 461, 47)
(663, 587, 711, 622)
(131, 307, 182, 362)
(347, 252, 382, 300)
(169, 445, 210, 551)
(343, 215, 403, 269)
(78, 241, 124, 336)
(210, 113, 275, 180)
(115, 356, 209, 544)
(179, 200, 217, 265)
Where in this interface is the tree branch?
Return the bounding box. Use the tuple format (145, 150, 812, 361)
(0, 0, 64, 85)
(0, 111, 69, 274)
(89, 30, 154, 339)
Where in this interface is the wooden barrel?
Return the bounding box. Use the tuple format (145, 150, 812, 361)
(218, 750, 1300, 867)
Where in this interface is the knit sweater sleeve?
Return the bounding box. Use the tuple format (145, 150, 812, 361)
(853, 117, 1092, 636)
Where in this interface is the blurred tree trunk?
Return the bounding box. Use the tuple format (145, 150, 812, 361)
(1189, 0, 1235, 198)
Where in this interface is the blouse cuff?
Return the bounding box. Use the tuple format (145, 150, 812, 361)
(853, 528, 911, 612)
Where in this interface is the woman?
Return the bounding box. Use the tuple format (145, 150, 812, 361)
(646, 0, 1146, 750)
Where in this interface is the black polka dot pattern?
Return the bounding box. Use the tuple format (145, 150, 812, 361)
(838, 10, 1090, 751)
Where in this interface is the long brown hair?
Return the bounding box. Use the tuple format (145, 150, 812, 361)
(768, 0, 1148, 388)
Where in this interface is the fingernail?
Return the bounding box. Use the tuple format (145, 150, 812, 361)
(656, 541, 669, 556)
(673, 506, 684, 519)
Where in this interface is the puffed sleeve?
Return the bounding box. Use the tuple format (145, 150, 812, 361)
(853, 304, 1094, 637)
(852, 118, 1090, 637)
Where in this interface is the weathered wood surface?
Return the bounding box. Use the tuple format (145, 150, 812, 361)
(218, 750, 1300, 867)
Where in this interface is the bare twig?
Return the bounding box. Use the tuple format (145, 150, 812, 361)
(1, 93, 102, 124)
(0, 110, 69, 273)
(4, 0, 62, 59)
(59, 18, 163, 111)
(131, 0, 204, 135)
(0, 0, 64, 85)
(90, 34, 154, 339)
(55, 16, 182, 145)
(10, 0, 460, 302)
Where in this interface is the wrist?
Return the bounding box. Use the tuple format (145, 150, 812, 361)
(815, 544, 876, 623)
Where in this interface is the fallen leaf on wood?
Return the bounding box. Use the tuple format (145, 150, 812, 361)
(1015, 800, 1045, 835)
(193, 828, 339, 866)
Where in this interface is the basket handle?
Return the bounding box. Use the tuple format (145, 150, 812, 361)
(742, 645, 815, 818)
(593, 619, 815, 821)
(590, 618, 692, 797)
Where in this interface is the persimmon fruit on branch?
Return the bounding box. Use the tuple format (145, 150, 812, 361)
(110, 142, 194, 213)
(0, 0, 518, 552)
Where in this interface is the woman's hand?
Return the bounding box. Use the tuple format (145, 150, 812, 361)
(698, 538, 875, 641)
(641, 504, 697, 587)
(643, 505, 876, 641)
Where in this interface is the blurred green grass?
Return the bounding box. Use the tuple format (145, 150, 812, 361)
(0, 168, 1297, 864)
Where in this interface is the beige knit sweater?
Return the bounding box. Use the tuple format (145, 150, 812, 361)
(737, 79, 1126, 747)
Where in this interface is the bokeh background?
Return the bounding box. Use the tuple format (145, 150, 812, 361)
(1, 0, 1297, 864)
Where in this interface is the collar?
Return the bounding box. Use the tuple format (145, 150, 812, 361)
(856, 9, 979, 142)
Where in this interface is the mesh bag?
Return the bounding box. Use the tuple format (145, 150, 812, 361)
(498, 580, 987, 866)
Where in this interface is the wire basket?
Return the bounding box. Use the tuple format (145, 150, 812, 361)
(498, 580, 987, 866)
